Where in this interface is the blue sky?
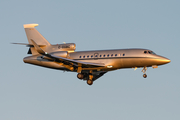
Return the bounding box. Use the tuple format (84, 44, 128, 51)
(0, 0, 179, 120)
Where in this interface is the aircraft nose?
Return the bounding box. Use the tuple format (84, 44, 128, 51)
(158, 56, 171, 64)
(164, 58, 171, 63)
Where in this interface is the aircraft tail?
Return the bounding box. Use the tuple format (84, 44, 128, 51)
(24, 24, 51, 46)
(23, 24, 51, 55)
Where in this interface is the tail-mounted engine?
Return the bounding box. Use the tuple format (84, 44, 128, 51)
(42, 51, 68, 60)
(51, 51, 68, 58)
(57, 43, 76, 52)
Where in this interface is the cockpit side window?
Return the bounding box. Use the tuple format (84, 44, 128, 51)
(151, 51, 156, 54)
(144, 50, 156, 54)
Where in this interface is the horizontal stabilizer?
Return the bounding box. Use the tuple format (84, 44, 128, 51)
(23, 24, 39, 28)
(12, 43, 46, 47)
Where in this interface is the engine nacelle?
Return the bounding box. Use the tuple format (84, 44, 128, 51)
(41, 51, 68, 60)
(50, 51, 68, 58)
(57, 43, 76, 51)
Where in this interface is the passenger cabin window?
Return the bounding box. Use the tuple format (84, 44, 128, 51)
(115, 54, 117, 57)
(103, 54, 106, 57)
(123, 53, 125, 56)
(107, 54, 109, 57)
(91, 55, 93, 58)
(87, 55, 89, 58)
(111, 54, 113, 57)
(99, 55, 102, 57)
(79, 56, 81, 58)
(83, 56, 85, 58)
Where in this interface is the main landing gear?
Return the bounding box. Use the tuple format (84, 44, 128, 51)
(77, 72, 94, 85)
(87, 79, 93, 85)
(87, 74, 93, 85)
(77, 73, 84, 79)
(142, 67, 147, 78)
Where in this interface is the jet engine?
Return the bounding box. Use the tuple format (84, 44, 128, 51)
(41, 51, 68, 60)
(57, 43, 76, 52)
(50, 51, 68, 58)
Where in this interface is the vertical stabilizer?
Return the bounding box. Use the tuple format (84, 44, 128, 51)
(24, 23, 51, 55)
(24, 24, 51, 45)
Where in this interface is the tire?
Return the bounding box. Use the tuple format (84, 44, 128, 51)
(143, 74, 147, 78)
(87, 80, 93, 85)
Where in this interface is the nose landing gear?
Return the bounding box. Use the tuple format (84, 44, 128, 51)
(142, 67, 147, 78)
(143, 74, 147, 78)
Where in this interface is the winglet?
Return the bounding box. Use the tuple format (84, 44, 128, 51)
(30, 39, 46, 54)
(24, 24, 39, 28)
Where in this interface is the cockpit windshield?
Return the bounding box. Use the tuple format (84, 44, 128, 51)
(144, 51, 156, 54)
(151, 51, 156, 54)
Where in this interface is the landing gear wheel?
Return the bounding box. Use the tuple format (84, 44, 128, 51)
(87, 80, 93, 85)
(77, 73, 84, 80)
(143, 74, 147, 78)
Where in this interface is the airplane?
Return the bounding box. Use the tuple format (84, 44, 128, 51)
(13, 23, 171, 85)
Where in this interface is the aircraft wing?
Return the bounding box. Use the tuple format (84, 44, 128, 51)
(50, 54, 105, 67)
(31, 39, 105, 68)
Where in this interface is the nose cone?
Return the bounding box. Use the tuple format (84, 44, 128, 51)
(163, 58, 171, 64)
(158, 56, 171, 65)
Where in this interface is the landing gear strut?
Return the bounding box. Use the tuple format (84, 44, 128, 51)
(87, 73, 93, 85)
(142, 67, 147, 78)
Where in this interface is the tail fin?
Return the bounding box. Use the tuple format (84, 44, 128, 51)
(24, 24, 51, 45)
(24, 23, 51, 55)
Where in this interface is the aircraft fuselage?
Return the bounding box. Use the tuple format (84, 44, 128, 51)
(24, 48, 170, 72)
(17, 23, 170, 85)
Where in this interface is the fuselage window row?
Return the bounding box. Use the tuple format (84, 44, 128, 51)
(79, 53, 125, 58)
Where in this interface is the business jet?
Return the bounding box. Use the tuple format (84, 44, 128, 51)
(13, 24, 171, 85)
